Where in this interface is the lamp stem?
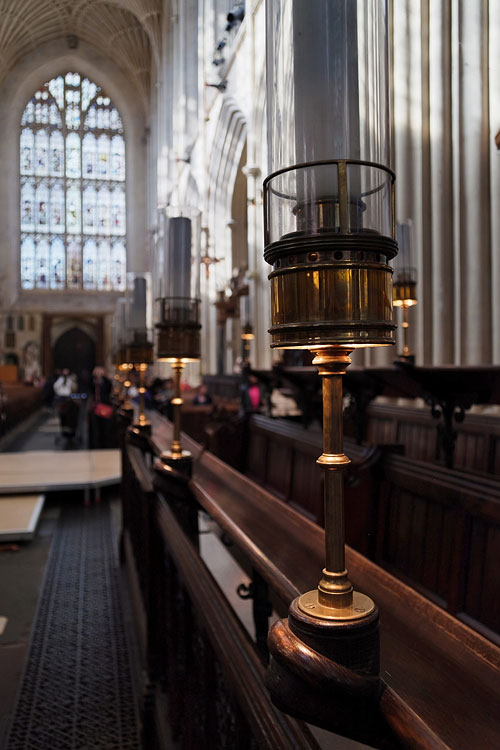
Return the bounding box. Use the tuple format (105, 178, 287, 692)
(402, 303, 410, 355)
(122, 365, 133, 410)
(298, 346, 376, 620)
(138, 364, 149, 427)
(170, 358, 185, 458)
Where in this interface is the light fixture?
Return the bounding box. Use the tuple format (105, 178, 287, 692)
(264, 0, 397, 685)
(393, 221, 417, 361)
(241, 323, 254, 365)
(125, 274, 154, 432)
(111, 297, 134, 412)
(155, 207, 201, 469)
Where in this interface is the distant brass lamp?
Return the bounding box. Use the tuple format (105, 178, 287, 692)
(241, 322, 254, 365)
(393, 221, 417, 359)
(126, 275, 154, 432)
(264, 0, 397, 682)
(155, 209, 201, 466)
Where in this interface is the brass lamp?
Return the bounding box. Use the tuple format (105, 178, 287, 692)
(126, 274, 154, 432)
(393, 221, 417, 360)
(241, 323, 254, 365)
(112, 298, 134, 411)
(265, 0, 397, 680)
(155, 208, 201, 467)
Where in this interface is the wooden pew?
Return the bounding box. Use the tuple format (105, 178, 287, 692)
(374, 451, 500, 643)
(366, 400, 500, 476)
(122, 414, 500, 749)
(0, 383, 42, 438)
(237, 414, 500, 643)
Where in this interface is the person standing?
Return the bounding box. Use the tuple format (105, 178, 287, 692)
(88, 366, 114, 449)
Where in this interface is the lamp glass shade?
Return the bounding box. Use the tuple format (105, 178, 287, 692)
(264, 0, 396, 350)
(266, 0, 390, 173)
(155, 208, 202, 362)
(158, 207, 201, 302)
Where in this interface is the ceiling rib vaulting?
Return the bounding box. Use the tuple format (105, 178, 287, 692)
(0, 0, 162, 98)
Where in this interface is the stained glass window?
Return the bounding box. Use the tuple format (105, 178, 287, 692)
(20, 72, 126, 291)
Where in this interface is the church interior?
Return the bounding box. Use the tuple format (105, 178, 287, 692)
(0, 1, 499, 748)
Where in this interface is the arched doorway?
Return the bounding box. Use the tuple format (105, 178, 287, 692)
(53, 327, 95, 383)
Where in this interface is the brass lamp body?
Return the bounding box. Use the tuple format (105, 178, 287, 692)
(127, 334, 154, 432)
(264, 160, 396, 634)
(156, 297, 201, 463)
(393, 279, 417, 358)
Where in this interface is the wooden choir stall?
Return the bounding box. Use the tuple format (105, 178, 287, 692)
(118, 397, 500, 750)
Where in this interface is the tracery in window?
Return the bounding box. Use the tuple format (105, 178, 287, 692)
(20, 72, 126, 291)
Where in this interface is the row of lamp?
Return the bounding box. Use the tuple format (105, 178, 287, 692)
(111, 208, 201, 469)
(111, 0, 420, 704)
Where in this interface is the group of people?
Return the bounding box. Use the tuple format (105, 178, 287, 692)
(41, 365, 267, 448)
(44, 366, 114, 448)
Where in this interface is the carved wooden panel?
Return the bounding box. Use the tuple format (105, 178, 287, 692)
(265, 438, 292, 500)
(396, 421, 437, 462)
(247, 431, 267, 483)
(290, 451, 323, 524)
(464, 518, 500, 638)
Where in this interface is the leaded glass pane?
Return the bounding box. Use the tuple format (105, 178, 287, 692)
(97, 240, 111, 290)
(21, 101, 35, 125)
(48, 76, 64, 108)
(66, 132, 80, 178)
(83, 186, 97, 234)
(50, 184, 65, 233)
(21, 238, 35, 289)
(82, 133, 97, 179)
(111, 135, 125, 180)
(82, 79, 99, 111)
(35, 183, 49, 232)
(50, 238, 65, 289)
(34, 130, 49, 176)
(35, 239, 50, 289)
(111, 241, 126, 291)
(83, 239, 98, 289)
(66, 185, 81, 233)
(20, 73, 126, 291)
(21, 183, 35, 232)
(50, 131, 64, 175)
(110, 188, 126, 235)
(97, 135, 110, 179)
(67, 239, 82, 288)
(20, 129, 34, 174)
(97, 187, 110, 234)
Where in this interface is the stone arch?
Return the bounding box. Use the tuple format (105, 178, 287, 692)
(204, 98, 247, 372)
(52, 326, 96, 379)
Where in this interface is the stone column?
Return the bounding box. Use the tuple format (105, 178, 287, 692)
(456, 0, 491, 363)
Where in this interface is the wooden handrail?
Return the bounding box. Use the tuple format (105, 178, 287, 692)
(156, 497, 319, 749)
(141, 412, 500, 749)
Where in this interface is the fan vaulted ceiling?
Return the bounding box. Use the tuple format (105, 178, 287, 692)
(0, 0, 162, 98)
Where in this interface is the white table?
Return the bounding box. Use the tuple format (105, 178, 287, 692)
(0, 494, 45, 541)
(0, 450, 121, 494)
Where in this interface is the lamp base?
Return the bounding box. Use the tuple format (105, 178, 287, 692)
(266, 597, 381, 742)
(160, 450, 193, 477)
(132, 421, 152, 436)
(297, 588, 376, 622)
(288, 596, 379, 674)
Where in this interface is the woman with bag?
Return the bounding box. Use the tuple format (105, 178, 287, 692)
(88, 366, 114, 449)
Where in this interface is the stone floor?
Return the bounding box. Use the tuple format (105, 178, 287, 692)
(0, 412, 140, 750)
(4, 501, 141, 750)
